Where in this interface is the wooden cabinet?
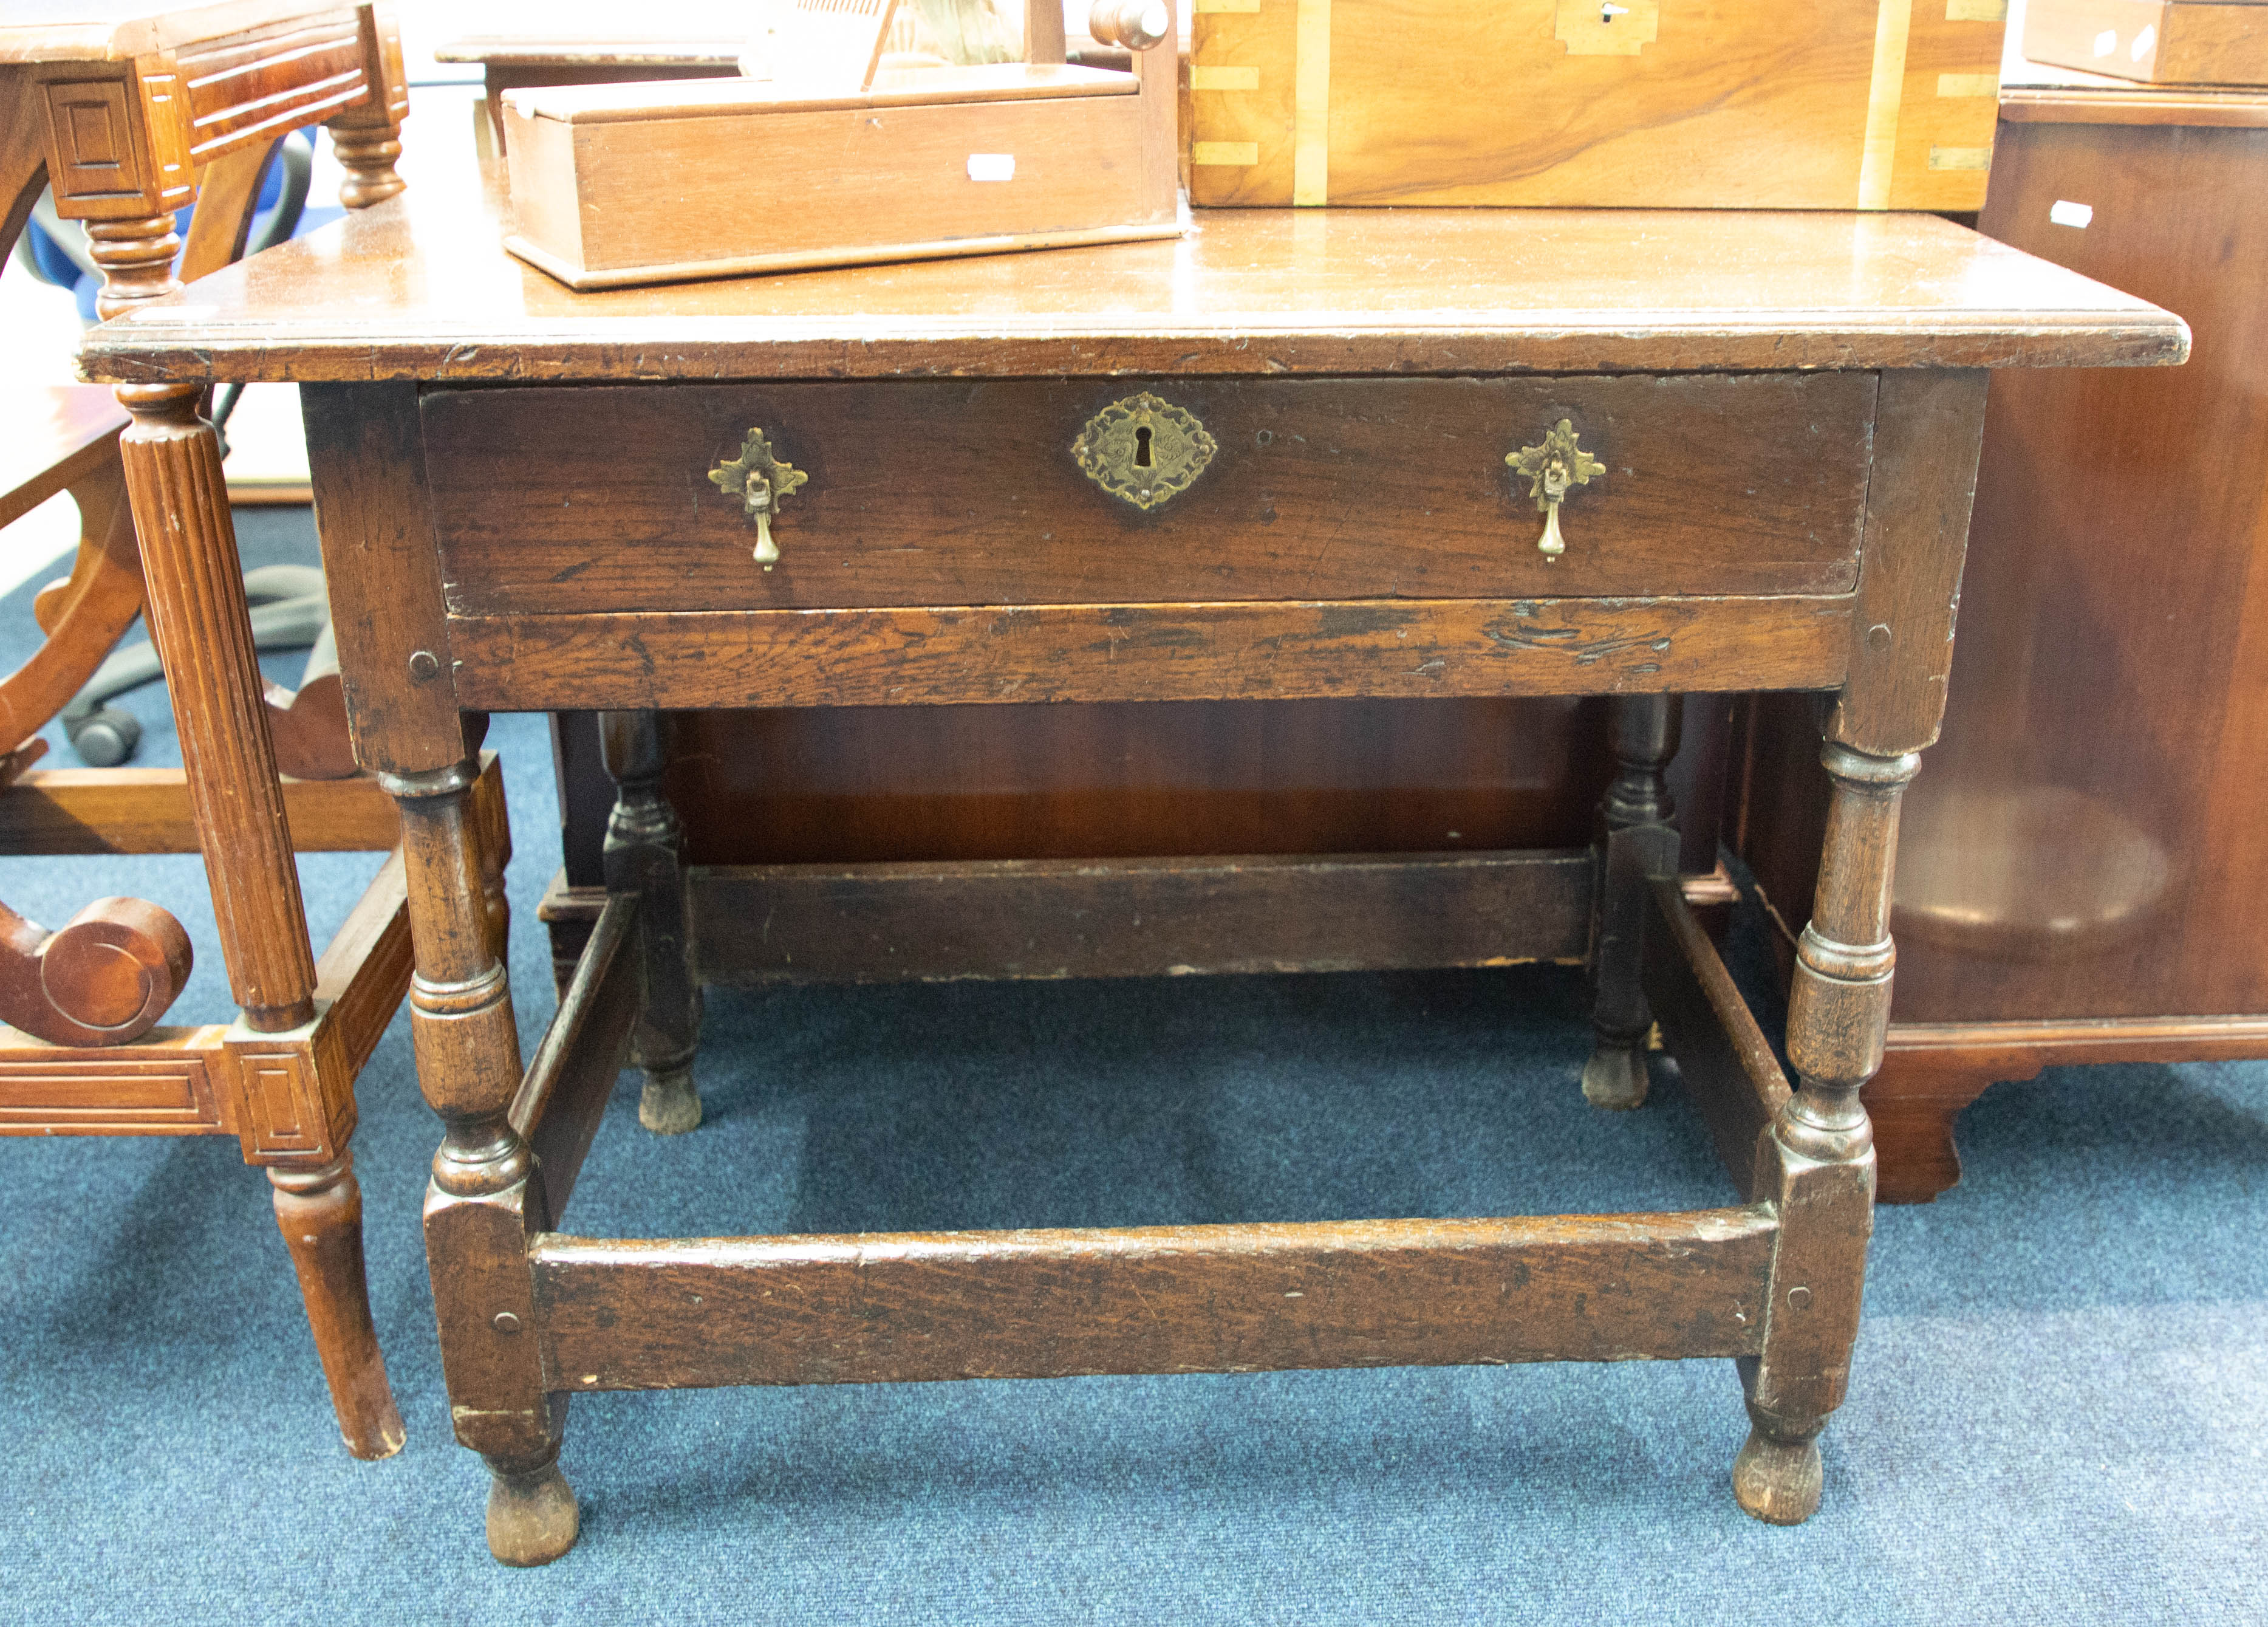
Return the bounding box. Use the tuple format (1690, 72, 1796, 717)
(1734, 67, 2268, 1201)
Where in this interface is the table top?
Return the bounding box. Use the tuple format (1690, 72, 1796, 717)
(0, 0, 333, 63)
(75, 144, 2189, 386)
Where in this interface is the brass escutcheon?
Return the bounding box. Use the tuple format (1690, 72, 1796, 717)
(709, 426, 807, 570)
(1506, 419, 1607, 561)
(1073, 392, 1217, 510)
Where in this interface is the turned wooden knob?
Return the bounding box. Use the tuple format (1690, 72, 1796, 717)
(0, 896, 193, 1046)
(1090, 0, 1170, 50)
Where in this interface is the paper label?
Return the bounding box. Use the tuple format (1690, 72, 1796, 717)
(2050, 200, 2093, 229)
(966, 154, 1016, 182)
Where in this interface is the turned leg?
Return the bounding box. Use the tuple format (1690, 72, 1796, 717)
(269, 1153, 405, 1459)
(328, 4, 408, 210)
(1732, 742, 1916, 1524)
(389, 761, 576, 1565)
(601, 711, 703, 1135)
(1582, 694, 1681, 1110)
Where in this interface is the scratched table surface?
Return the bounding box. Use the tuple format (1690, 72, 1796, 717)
(75, 138, 2188, 387)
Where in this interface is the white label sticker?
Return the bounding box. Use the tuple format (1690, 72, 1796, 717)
(966, 153, 1016, 182)
(2132, 24, 2156, 60)
(2050, 199, 2094, 228)
(2094, 27, 2118, 55)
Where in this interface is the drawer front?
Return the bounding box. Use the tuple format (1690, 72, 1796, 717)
(422, 374, 1874, 614)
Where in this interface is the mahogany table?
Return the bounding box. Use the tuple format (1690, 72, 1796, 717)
(80, 158, 2184, 1562)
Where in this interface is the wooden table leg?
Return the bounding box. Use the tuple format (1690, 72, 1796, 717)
(1731, 366, 1988, 1522)
(601, 711, 702, 1134)
(1735, 740, 1913, 1522)
(387, 759, 570, 1563)
(1583, 693, 1681, 1111)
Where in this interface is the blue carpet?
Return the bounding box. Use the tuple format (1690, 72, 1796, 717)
(0, 512, 2263, 1624)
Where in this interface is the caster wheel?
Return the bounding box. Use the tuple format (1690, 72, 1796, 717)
(68, 708, 142, 767)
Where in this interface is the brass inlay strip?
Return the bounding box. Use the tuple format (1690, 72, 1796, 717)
(1294, 0, 1330, 206)
(1927, 145, 1992, 170)
(1190, 66, 1260, 89)
(1945, 0, 2006, 21)
(1857, 0, 1912, 210)
(1192, 140, 1261, 165)
(1936, 72, 1998, 97)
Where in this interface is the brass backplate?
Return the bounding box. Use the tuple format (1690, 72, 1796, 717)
(1073, 392, 1217, 510)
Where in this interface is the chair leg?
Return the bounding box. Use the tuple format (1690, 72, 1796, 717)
(268, 1149, 405, 1460)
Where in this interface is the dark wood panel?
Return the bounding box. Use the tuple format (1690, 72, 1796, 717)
(531, 1209, 1778, 1390)
(653, 697, 1619, 870)
(687, 849, 1592, 985)
(550, 691, 1728, 897)
(422, 374, 1874, 613)
(451, 597, 1851, 711)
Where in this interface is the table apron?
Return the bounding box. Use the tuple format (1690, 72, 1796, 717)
(445, 595, 1851, 710)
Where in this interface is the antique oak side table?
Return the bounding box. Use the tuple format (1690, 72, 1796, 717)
(80, 189, 2184, 1562)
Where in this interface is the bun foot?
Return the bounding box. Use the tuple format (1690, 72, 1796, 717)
(487, 1453, 579, 1566)
(638, 1067, 701, 1135)
(1580, 1043, 1648, 1111)
(1732, 1421, 1824, 1526)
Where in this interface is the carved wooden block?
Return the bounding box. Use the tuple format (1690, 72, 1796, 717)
(226, 1004, 355, 1164)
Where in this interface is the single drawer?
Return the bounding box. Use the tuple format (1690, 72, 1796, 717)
(422, 373, 1876, 614)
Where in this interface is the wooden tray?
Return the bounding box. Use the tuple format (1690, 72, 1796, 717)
(502, 6, 1180, 289)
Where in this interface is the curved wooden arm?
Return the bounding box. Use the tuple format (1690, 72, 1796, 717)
(0, 457, 147, 759)
(0, 893, 192, 1046)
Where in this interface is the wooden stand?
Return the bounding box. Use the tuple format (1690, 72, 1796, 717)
(81, 161, 2182, 1561)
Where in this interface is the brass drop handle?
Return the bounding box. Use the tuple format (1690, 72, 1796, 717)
(1506, 420, 1605, 562)
(709, 426, 808, 572)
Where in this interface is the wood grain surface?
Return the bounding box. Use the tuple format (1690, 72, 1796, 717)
(686, 848, 1593, 984)
(531, 1208, 1780, 1389)
(73, 157, 2188, 383)
(1190, 0, 2004, 211)
(446, 595, 1851, 711)
(422, 374, 1873, 612)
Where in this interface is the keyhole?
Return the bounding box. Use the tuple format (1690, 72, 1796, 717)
(1135, 425, 1153, 468)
